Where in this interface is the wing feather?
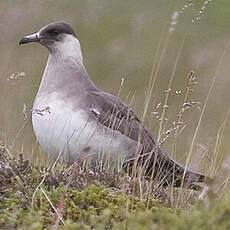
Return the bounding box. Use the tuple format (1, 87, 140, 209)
(89, 90, 205, 189)
(90, 90, 155, 153)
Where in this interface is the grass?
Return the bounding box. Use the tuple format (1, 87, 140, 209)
(1, 0, 230, 229)
(0, 147, 230, 230)
(1, 59, 230, 228)
(0, 62, 229, 227)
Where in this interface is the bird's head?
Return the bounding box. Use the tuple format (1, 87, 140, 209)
(19, 21, 82, 59)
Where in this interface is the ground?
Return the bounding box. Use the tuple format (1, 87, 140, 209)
(0, 147, 230, 230)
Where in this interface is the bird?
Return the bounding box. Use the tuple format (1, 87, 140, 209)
(19, 21, 206, 189)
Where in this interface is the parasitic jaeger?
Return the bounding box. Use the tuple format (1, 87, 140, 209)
(19, 21, 206, 189)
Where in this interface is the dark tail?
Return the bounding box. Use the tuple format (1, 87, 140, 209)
(148, 150, 205, 190)
(133, 148, 206, 190)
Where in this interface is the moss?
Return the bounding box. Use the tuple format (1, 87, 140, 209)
(0, 183, 158, 229)
(1, 183, 230, 229)
(32, 184, 160, 229)
(1, 149, 230, 229)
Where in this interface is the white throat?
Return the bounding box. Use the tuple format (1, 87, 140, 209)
(51, 34, 83, 63)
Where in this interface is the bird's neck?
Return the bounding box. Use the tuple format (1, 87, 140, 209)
(49, 35, 84, 67)
(36, 38, 96, 98)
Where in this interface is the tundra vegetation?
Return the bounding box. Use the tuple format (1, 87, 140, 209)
(1, 0, 230, 229)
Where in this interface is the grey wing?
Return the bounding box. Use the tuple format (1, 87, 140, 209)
(89, 90, 173, 175)
(88, 90, 205, 189)
(89, 90, 155, 154)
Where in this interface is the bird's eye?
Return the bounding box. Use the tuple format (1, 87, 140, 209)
(48, 30, 59, 36)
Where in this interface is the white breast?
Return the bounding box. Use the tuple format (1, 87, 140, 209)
(32, 33, 139, 165)
(32, 93, 139, 164)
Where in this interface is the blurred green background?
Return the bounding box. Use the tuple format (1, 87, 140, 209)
(0, 0, 230, 174)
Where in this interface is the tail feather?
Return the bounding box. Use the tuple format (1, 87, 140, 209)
(134, 149, 206, 190)
(154, 152, 205, 190)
